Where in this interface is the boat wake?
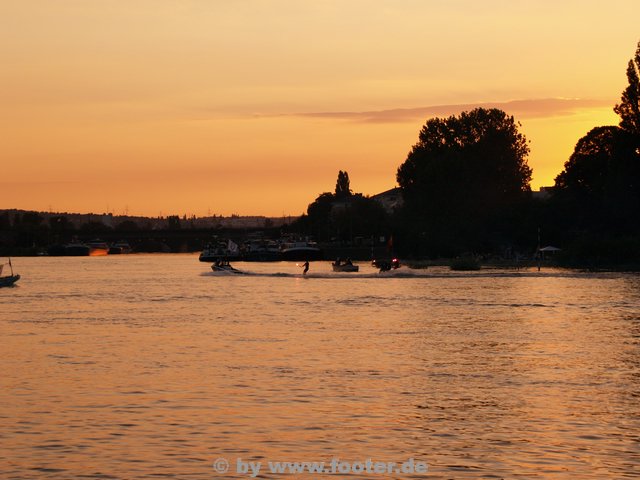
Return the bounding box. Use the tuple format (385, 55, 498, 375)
(203, 270, 414, 278)
(202, 268, 607, 279)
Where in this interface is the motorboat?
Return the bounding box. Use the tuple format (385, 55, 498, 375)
(65, 243, 91, 256)
(109, 241, 132, 254)
(0, 258, 20, 287)
(373, 258, 400, 272)
(47, 244, 69, 256)
(333, 264, 359, 272)
(242, 239, 282, 261)
(87, 239, 109, 256)
(332, 259, 359, 272)
(199, 240, 241, 262)
(211, 260, 243, 274)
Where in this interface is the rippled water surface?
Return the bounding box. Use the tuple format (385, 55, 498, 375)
(1, 255, 639, 479)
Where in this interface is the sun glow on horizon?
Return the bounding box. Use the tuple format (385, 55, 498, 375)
(1, 1, 638, 216)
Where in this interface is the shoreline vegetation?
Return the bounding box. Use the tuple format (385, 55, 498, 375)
(2, 41, 638, 272)
(0, 210, 637, 272)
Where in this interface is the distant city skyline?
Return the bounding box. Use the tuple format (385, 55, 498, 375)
(1, 1, 637, 216)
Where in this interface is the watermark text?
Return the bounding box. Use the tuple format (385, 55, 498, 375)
(212, 457, 428, 477)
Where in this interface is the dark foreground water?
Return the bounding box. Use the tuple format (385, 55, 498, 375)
(1, 255, 639, 479)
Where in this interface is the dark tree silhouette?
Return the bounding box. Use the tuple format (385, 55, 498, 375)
(17, 212, 44, 226)
(115, 220, 140, 232)
(554, 126, 639, 231)
(80, 221, 111, 234)
(396, 108, 531, 254)
(299, 192, 334, 240)
(292, 171, 389, 243)
(328, 194, 388, 242)
(335, 170, 352, 198)
(614, 41, 640, 137)
(0, 213, 10, 230)
(555, 126, 630, 196)
(397, 108, 531, 212)
(49, 215, 74, 234)
(166, 215, 181, 230)
(545, 40, 640, 267)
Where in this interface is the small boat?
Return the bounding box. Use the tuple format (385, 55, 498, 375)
(0, 258, 20, 287)
(87, 239, 109, 256)
(332, 259, 359, 272)
(373, 258, 400, 272)
(333, 263, 359, 272)
(48, 241, 91, 256)
(211, 260, 243, 274)
(109, 241, 132, 255)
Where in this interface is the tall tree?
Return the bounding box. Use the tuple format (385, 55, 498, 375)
(300, 192, 335, 241)
(396, 108, 531, 255)
(397, 109, 530, 216)
(545, 40, 640, 266)
(294, 171, 390, 242)
(555, 126, 629, 197)
(335, 170, 352, 199)
(554, 125, 639, 231)
(614, 40, 640, 137)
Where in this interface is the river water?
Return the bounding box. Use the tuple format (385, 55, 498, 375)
(1, 255, 639, 479)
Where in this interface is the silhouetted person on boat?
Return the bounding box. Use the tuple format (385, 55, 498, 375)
(302, 260, 309, 275)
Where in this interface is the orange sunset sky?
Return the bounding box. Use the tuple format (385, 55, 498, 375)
(1, 1, 638, 217)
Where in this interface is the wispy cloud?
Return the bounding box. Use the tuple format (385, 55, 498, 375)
(287, 98, 613, 123)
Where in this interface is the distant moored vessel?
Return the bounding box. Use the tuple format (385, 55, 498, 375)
(279, 239, 323, 261)
(87, 239, 109, 256)
(242, 239, 282, 261)
(64, 243, 91, 256)
(109, 241, 132, 254)
(0, 258, 20, 287)
(199, 239, 241, 262)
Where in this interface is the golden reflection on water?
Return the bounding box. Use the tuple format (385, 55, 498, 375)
(1, 256, 639, 479)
